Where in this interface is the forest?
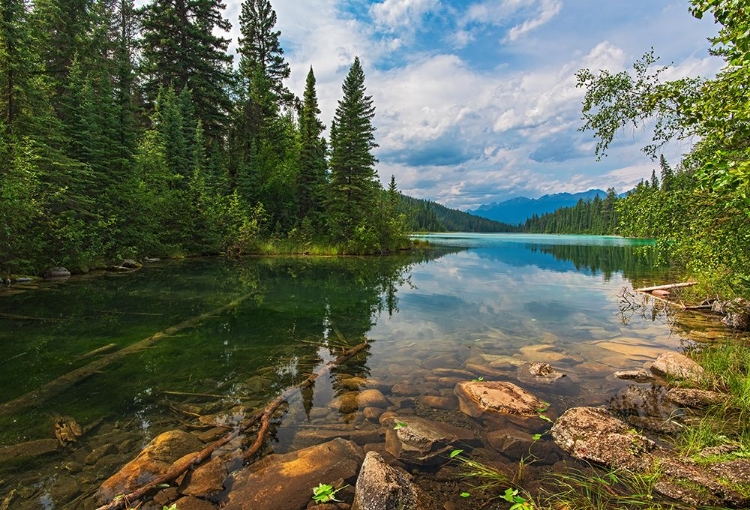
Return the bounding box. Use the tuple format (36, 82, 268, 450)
(0, 0, 418, 278)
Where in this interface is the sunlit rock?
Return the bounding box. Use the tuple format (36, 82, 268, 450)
(223, 438, 363, 510)
(454, 381, 543, 418)
(650, 352, 704, 382)
(352, 451, 434, 510)
(550, 407, 656, 470)
(97, 429, 203, 504)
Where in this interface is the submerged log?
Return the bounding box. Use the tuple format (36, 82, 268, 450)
(0, 293, 256, 417)
(95, 340, 371, 510)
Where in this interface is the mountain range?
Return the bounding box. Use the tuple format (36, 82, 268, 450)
(467, 189, 608, 225)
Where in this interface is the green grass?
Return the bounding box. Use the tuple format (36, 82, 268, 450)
(676, 340, 750, 458)
(535, 467, 669, 510)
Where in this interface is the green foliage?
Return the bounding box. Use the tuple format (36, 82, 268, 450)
(311, 482, 347, 504)
(0, 0, 414, 274)
(576, 0, 750, 299)
(502, 487, 534, 510)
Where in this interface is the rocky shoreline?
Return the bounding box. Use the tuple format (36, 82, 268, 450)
(81, 350, 749, 510)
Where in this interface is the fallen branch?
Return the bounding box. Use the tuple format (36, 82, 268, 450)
(0, 293, 255, 417)
(642, 292, 686, 310)
(95, 341, 370, 510)
(635, 282, 697, 293)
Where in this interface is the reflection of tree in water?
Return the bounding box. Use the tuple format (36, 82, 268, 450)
(245, 249, 454, 419)
(529, 243, 667, 282)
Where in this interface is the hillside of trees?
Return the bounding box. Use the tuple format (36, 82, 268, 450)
(523, 188, 619, 234)
(0, 0, 410, 278)
(397, 195, 519, 233)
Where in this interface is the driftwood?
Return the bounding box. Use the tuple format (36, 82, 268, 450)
(635, 282, 697, 293)
(0, 293, 255, 417)
(95, 340, 370, 510)
(633, 282, 699, 310)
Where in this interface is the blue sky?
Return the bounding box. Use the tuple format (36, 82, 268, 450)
(148, 0, 723, 210)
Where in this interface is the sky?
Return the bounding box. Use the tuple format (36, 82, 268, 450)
(144, 0, 724, 210)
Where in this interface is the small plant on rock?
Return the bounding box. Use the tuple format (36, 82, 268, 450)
(312, 482, 348, 504)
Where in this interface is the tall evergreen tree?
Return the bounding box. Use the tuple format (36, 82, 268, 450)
(297, 66, 326, 222)
(327, 56, 379, 241)
(138, 0, 234, 142)
(237, 0, 290, 104)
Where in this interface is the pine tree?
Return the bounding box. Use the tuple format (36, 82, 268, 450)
(138, 0, 234, 143)
(297, 66, 327, 222)
(237, 0, 291, 104)
(327, 56, 379, 241)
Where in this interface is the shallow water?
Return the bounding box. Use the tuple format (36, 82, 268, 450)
(0, 234, 692, 508)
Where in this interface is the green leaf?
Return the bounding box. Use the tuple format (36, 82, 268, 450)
(449, 449, 463, 458)
(393, 421, 407, 430)
(460, 492, 471, 498)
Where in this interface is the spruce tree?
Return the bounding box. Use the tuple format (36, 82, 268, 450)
(237, 0, 291, 104)
(297, 66, 327, 222)
(138, 0, 234, 142)
(328, 56, 379, 241)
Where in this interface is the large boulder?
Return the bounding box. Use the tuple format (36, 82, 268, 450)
(550, 407, 655, 471)
(351, 451, 434, 510)
(650, 352, 704, 383)
(380, 414, 476, 465)
(97, 430, 203, 504)
(223, 438, 364, 510)
(454, 381, 543, 418)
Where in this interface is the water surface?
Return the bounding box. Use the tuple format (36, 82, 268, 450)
(0, 234, 685, 508)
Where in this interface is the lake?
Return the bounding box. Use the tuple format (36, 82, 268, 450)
(0, 234, 695, 508)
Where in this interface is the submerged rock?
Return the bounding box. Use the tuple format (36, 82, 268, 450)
(97, 429, 203, 504)
(223, 438, 363, 510)
(178, 456, 227, 497)
(0, 439, 59, 464)
(352, 451, 434, 510)
(517, 362, 566, 385)
(613, 369, 655, 383)
(381, 414, 476, 465)
(454, 380, 543, 418)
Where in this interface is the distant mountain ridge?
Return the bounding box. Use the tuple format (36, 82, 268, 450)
(468, 189, 608, 225)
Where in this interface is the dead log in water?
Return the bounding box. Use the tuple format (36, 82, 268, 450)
(0, 293, 255, 417)
(635, 282, 697, 293)
(94, 340, 371, 510)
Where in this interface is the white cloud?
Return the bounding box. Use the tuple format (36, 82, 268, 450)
(504, 0, 562, 42)
(370, 0, 440, 31)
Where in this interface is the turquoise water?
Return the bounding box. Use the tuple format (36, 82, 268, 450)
(0, 235, 681, 508)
